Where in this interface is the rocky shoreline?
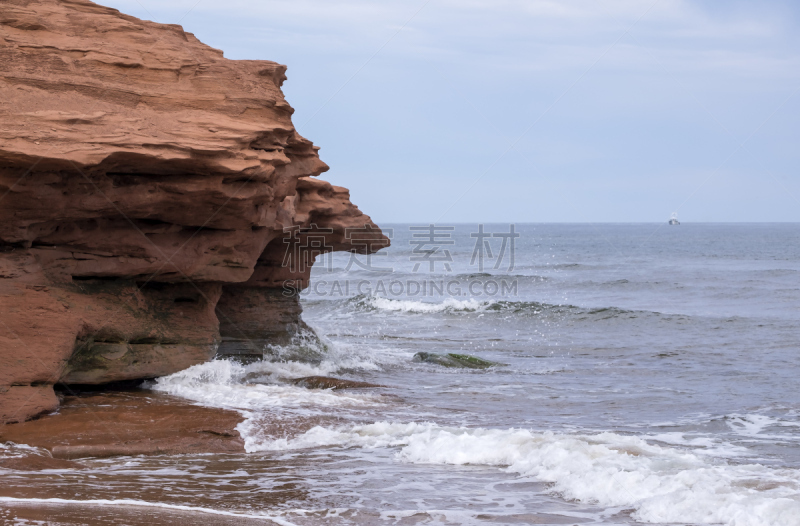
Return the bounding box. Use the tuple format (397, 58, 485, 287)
(0, 0, 388, 424)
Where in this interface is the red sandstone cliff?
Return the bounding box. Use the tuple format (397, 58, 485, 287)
(0, 0, 388, 423)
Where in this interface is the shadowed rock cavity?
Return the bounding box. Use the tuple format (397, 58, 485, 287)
(0, 0, 389, 423)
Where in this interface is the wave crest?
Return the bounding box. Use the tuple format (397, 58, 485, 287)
(339, 295, 640, 320)
(242, 421, 800, 526)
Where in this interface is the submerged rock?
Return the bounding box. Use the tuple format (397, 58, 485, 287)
(413, 352, 502, 369)
(290, 376, 384, 390)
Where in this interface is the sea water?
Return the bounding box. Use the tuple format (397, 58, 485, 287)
(2, 223, 799, 525)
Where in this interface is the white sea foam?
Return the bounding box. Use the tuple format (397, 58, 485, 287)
(365, 296, 489, 313)
(642, 432, 749, 458)
(728, 414, 782, 437)
(240, 421, 800, 526)
(728, 413, 800, 432)
(726, 413, 800, 445)
(0, 442, 50, 463)
(0, 442, 38, 453)
(0, 496, 297, 525)
(148, 360, 380, 413)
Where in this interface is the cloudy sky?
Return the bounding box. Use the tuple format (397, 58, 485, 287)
(100, 0, 800, 222)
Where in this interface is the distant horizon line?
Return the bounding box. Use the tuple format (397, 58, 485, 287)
(374, 221, 800, 225)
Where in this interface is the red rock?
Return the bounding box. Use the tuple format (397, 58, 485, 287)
(0, 0, 389, 423)
(0, 385, 59, 424)
(0, 391, 245, 458)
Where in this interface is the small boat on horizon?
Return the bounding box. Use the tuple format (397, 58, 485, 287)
(669, 212, 680, 225)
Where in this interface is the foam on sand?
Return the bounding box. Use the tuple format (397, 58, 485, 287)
(241, 421, 800, 526)
(0, 496, 297, 525)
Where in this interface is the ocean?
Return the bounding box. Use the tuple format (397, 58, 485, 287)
(2, 223, 800, 525)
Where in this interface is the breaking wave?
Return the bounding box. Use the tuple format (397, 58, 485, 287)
(338, 294, 643, 320)
(355, 295, 487, 313)
(147, 360, 382, 415)
(241, 421, 800, 526)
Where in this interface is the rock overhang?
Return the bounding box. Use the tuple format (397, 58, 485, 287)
(0, 0, 389, 423)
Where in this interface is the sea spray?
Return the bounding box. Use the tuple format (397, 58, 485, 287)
(148, 360, 381, 413)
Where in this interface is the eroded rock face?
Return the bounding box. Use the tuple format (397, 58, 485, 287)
(0, 0, 388, 423)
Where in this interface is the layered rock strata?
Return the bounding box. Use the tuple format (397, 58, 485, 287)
(0, 0, 388, 423)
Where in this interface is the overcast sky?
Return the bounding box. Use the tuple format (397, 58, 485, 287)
(100, 0, 800, 222)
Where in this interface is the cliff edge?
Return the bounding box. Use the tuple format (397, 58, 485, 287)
(0, 0, 388, 423)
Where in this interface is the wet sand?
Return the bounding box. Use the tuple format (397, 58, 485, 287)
(0, 391, 284, 524)
(0, 382, 382, 525)
(0, 499, 286, 525)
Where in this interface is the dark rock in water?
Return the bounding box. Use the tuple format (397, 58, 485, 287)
(290, 376, 384, 390)
(413, 352, 502, 369)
